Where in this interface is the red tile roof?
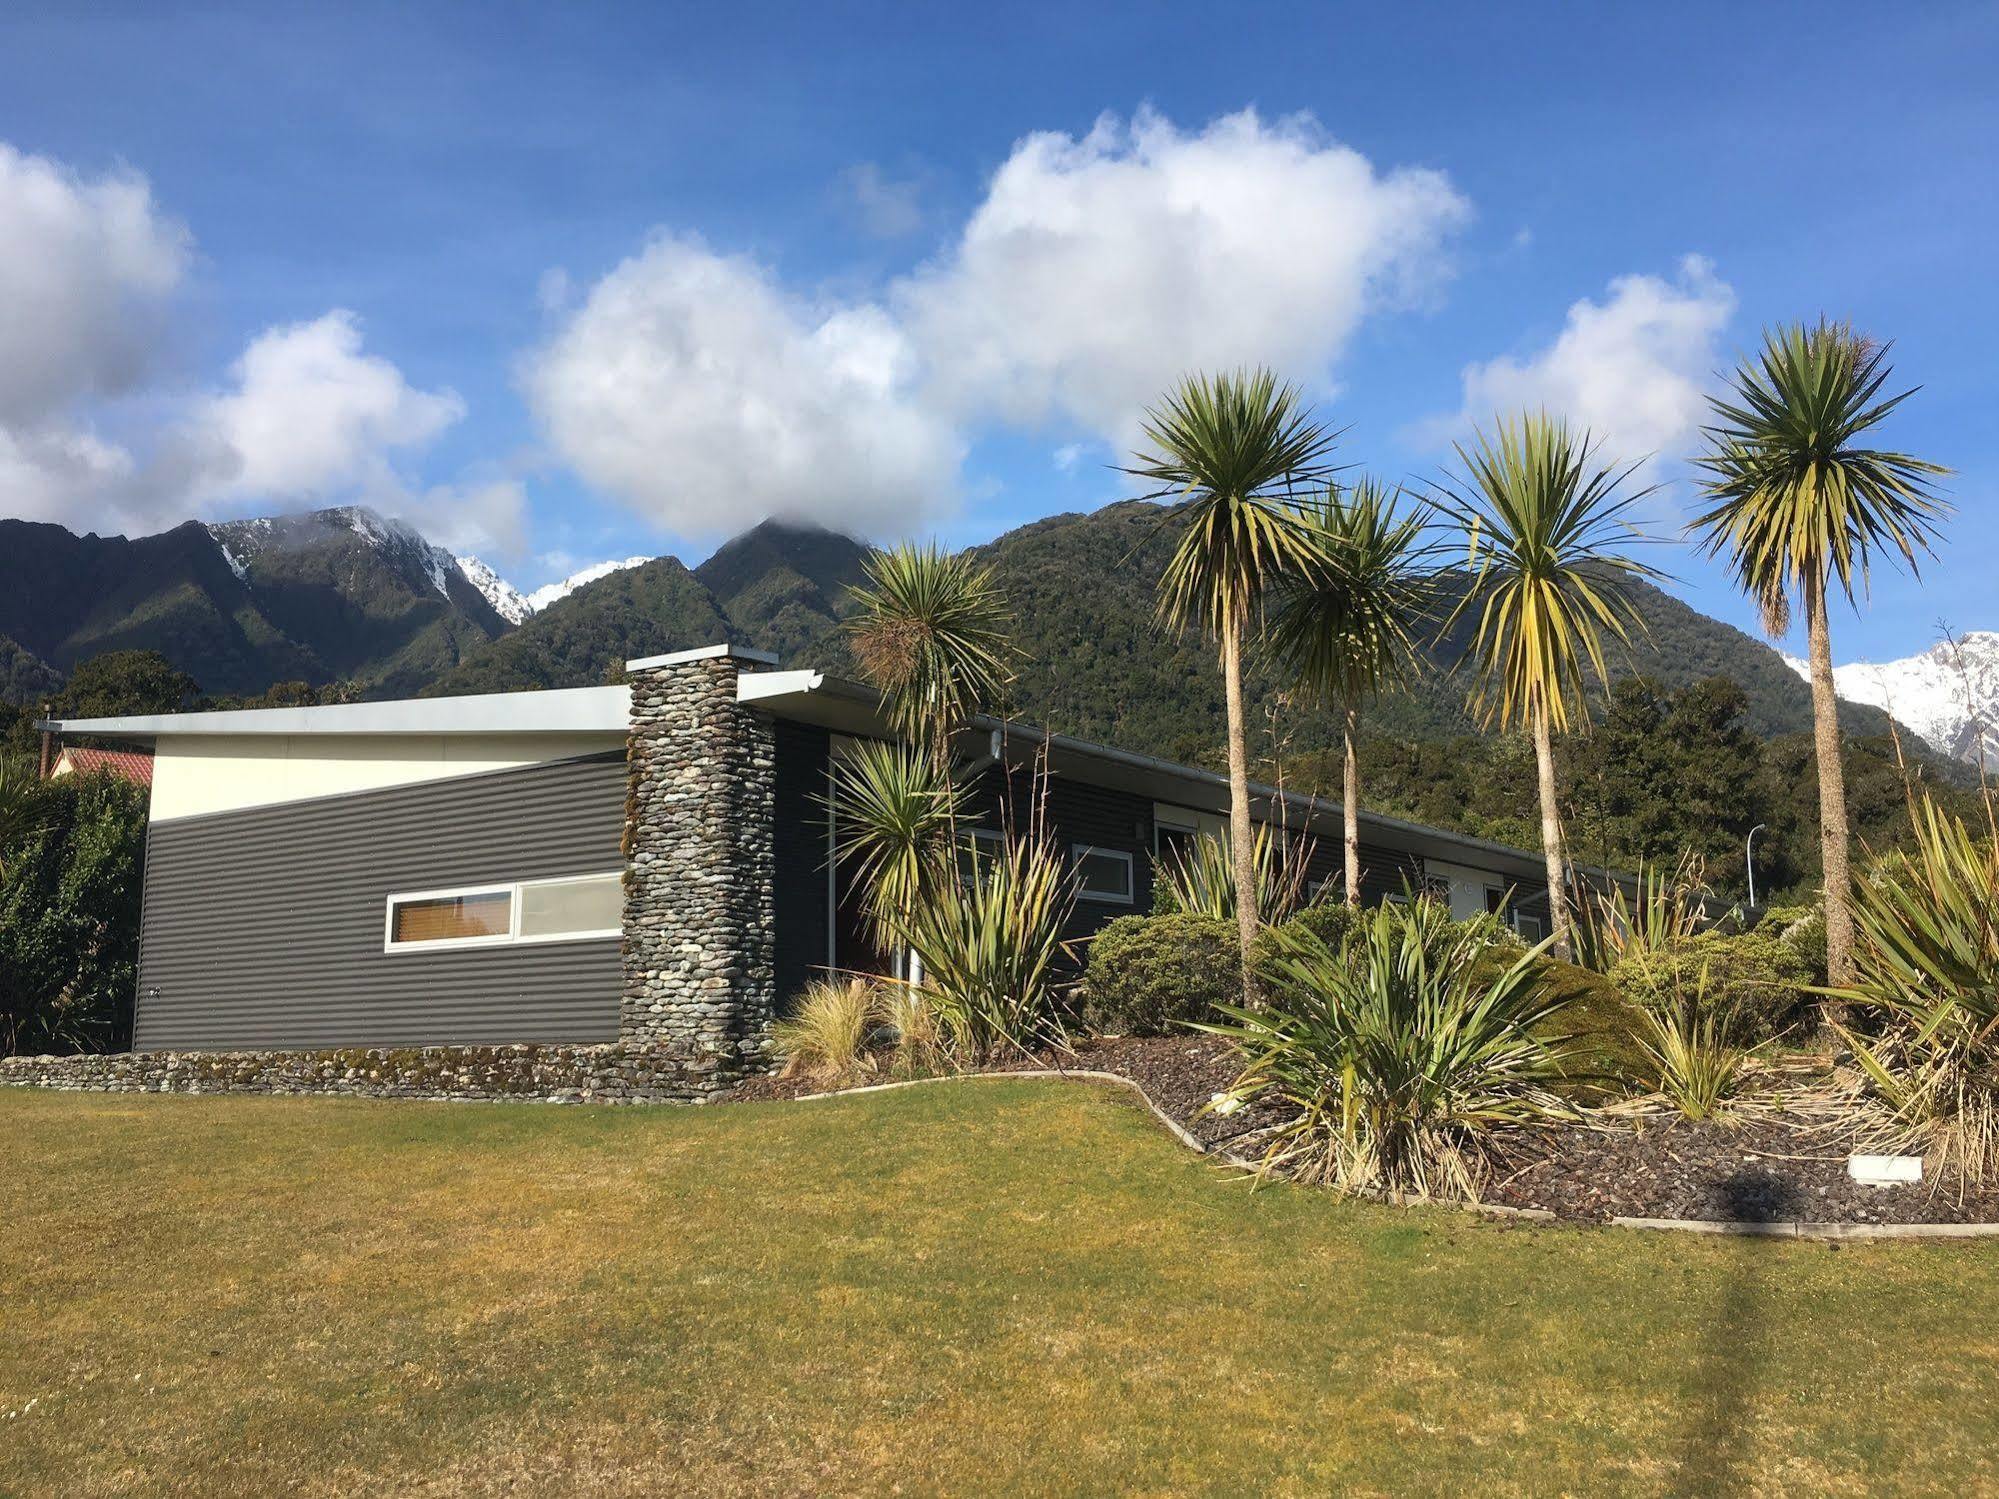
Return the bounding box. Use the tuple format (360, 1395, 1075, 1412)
(53, 746, 155, 789)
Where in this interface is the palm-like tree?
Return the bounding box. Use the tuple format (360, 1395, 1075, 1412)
(1692, 321, 1949, 983)
(847, 542, 1017, 774)
(825, 738, 964, 955)
(1270, 479, 1437, 905)
(1129, 369, 1337, 985)
(1430, 414, 1660, 959)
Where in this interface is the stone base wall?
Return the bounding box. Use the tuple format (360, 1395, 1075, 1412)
(0, 1044, 725, 1105)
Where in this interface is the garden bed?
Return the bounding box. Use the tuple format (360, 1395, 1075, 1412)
(730, 1033, 1999, 1228)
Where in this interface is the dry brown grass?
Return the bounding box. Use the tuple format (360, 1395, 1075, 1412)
(3, 1082, 1998, 1495)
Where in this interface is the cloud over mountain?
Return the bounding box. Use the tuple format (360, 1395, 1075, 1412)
(525, 107, 1473, 539)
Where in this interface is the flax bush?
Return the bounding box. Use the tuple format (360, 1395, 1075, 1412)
(1199, 902, 1578, 1201)
(1834, 797, 1999, 1183)
(903, 834, 1074, 1066)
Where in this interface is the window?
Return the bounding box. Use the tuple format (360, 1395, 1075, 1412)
(1154, 819, 1198, 864)
(385, 872, 622, 953)
(956, 827, 1005, 883)
(389, 889, 512, 946)
(1512, 913, 1544, 943)
(1072, 844, 1135, 904)
(519, 873, 622, 940)
(1422, 874, 1453, 906)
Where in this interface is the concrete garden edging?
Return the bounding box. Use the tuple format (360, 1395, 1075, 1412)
(793, 1067, 1999, 1242)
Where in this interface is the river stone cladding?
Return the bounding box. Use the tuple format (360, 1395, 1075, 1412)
(619, 650, 779, 1095)
(0, 1045, 708, 1103)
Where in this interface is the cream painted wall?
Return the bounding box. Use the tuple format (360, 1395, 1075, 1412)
(150, 733, 628, 822)
(1424, 859, 1506, 922)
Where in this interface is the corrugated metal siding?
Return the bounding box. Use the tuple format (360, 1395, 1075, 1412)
(771, 718, 832, 1012)
(135, 753, 627, 1051)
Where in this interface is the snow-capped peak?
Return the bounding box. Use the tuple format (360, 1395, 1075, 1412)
(1782, 633, 1999, 767)
(449, 554, 653, 624)
(523, 557, 651, 614)
(454, 555, 534, 625)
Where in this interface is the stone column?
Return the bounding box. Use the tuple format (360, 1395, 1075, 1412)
(620, 644, 780, 1096)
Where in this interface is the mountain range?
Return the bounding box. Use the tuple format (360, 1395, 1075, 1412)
(4, 501, 1989, 774)
(1782, 637, 1999, 769)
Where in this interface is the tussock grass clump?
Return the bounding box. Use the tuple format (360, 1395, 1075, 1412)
(774, 978, 884, 1083)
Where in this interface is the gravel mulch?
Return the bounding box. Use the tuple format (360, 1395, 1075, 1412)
(726, 1032, 1999, 1226)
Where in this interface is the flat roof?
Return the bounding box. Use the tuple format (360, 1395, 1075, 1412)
(42, 642, 1615, 883)
(41, 683, 630, 738)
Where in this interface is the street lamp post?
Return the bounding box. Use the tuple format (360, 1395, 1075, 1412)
(1746, 823, 1767, 910)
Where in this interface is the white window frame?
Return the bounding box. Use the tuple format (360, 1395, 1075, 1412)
(1072, 844, 1136, 906)
(383, 872, 623, 954)
(1512, 912, 1545, 943)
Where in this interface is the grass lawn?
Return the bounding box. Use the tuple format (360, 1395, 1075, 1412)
(4, 1081, 1997, 1496)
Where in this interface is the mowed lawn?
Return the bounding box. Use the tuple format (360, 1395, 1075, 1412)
(4, 1083, 1997, 1497)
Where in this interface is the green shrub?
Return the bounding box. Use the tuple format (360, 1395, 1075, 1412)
(1518, 957, 1653, 1091)
(0, 770, 147, 1056)
(1200, 903, 1579, 1201)
(1609, 928, 1811, 1043)
(1270, 900, 1360, 956)
(1082, 913, 1243, 1036)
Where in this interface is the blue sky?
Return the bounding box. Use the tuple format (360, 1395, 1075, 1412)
(0, 2, 1992, 662)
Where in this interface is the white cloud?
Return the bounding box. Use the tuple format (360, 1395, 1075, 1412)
(898, 107, 1471, 443)
(189, 310, 464, 503)
(839, 162, 925, 238)
(1435, 255, 1735, 465)
(522, 232, 961, 539)
(527, 108, 1471, 539)
(0, 144, 190, 427)
(401, 476, 529, 559)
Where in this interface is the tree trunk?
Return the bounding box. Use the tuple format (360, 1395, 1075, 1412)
(1806, 571, 1855, 986)
(1342, 705, 1362, 907)
(1532, 703, 1572, 960)
(1222, 610, 1260, 996)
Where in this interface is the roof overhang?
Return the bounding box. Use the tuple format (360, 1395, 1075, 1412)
(38, 684, 631, 740)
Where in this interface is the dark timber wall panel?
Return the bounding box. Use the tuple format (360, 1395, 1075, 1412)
(770, 717, 832, 1012)
(969, 767, 1155, 948)
(135, 754, 626, 1051)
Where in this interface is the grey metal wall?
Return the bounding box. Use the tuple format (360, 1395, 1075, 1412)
(135, 753, 627, 1051)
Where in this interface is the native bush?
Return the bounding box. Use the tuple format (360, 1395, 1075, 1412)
(0, 769, 148, 1056)
(1610, 928, 1811, 1043)
(1081, 913, 1243, 1036)
(1199, 902, 1578, 1201)
(1761, 902, 1829, 988)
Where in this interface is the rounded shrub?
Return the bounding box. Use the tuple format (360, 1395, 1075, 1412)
(1081, 913, 1244, 1037)
(1609, 928, 1813, 1042)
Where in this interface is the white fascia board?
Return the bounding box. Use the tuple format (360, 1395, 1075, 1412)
(735, 668, 825, 703)
(624, 642, 779, 672)
(46, 684, 632, 740)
